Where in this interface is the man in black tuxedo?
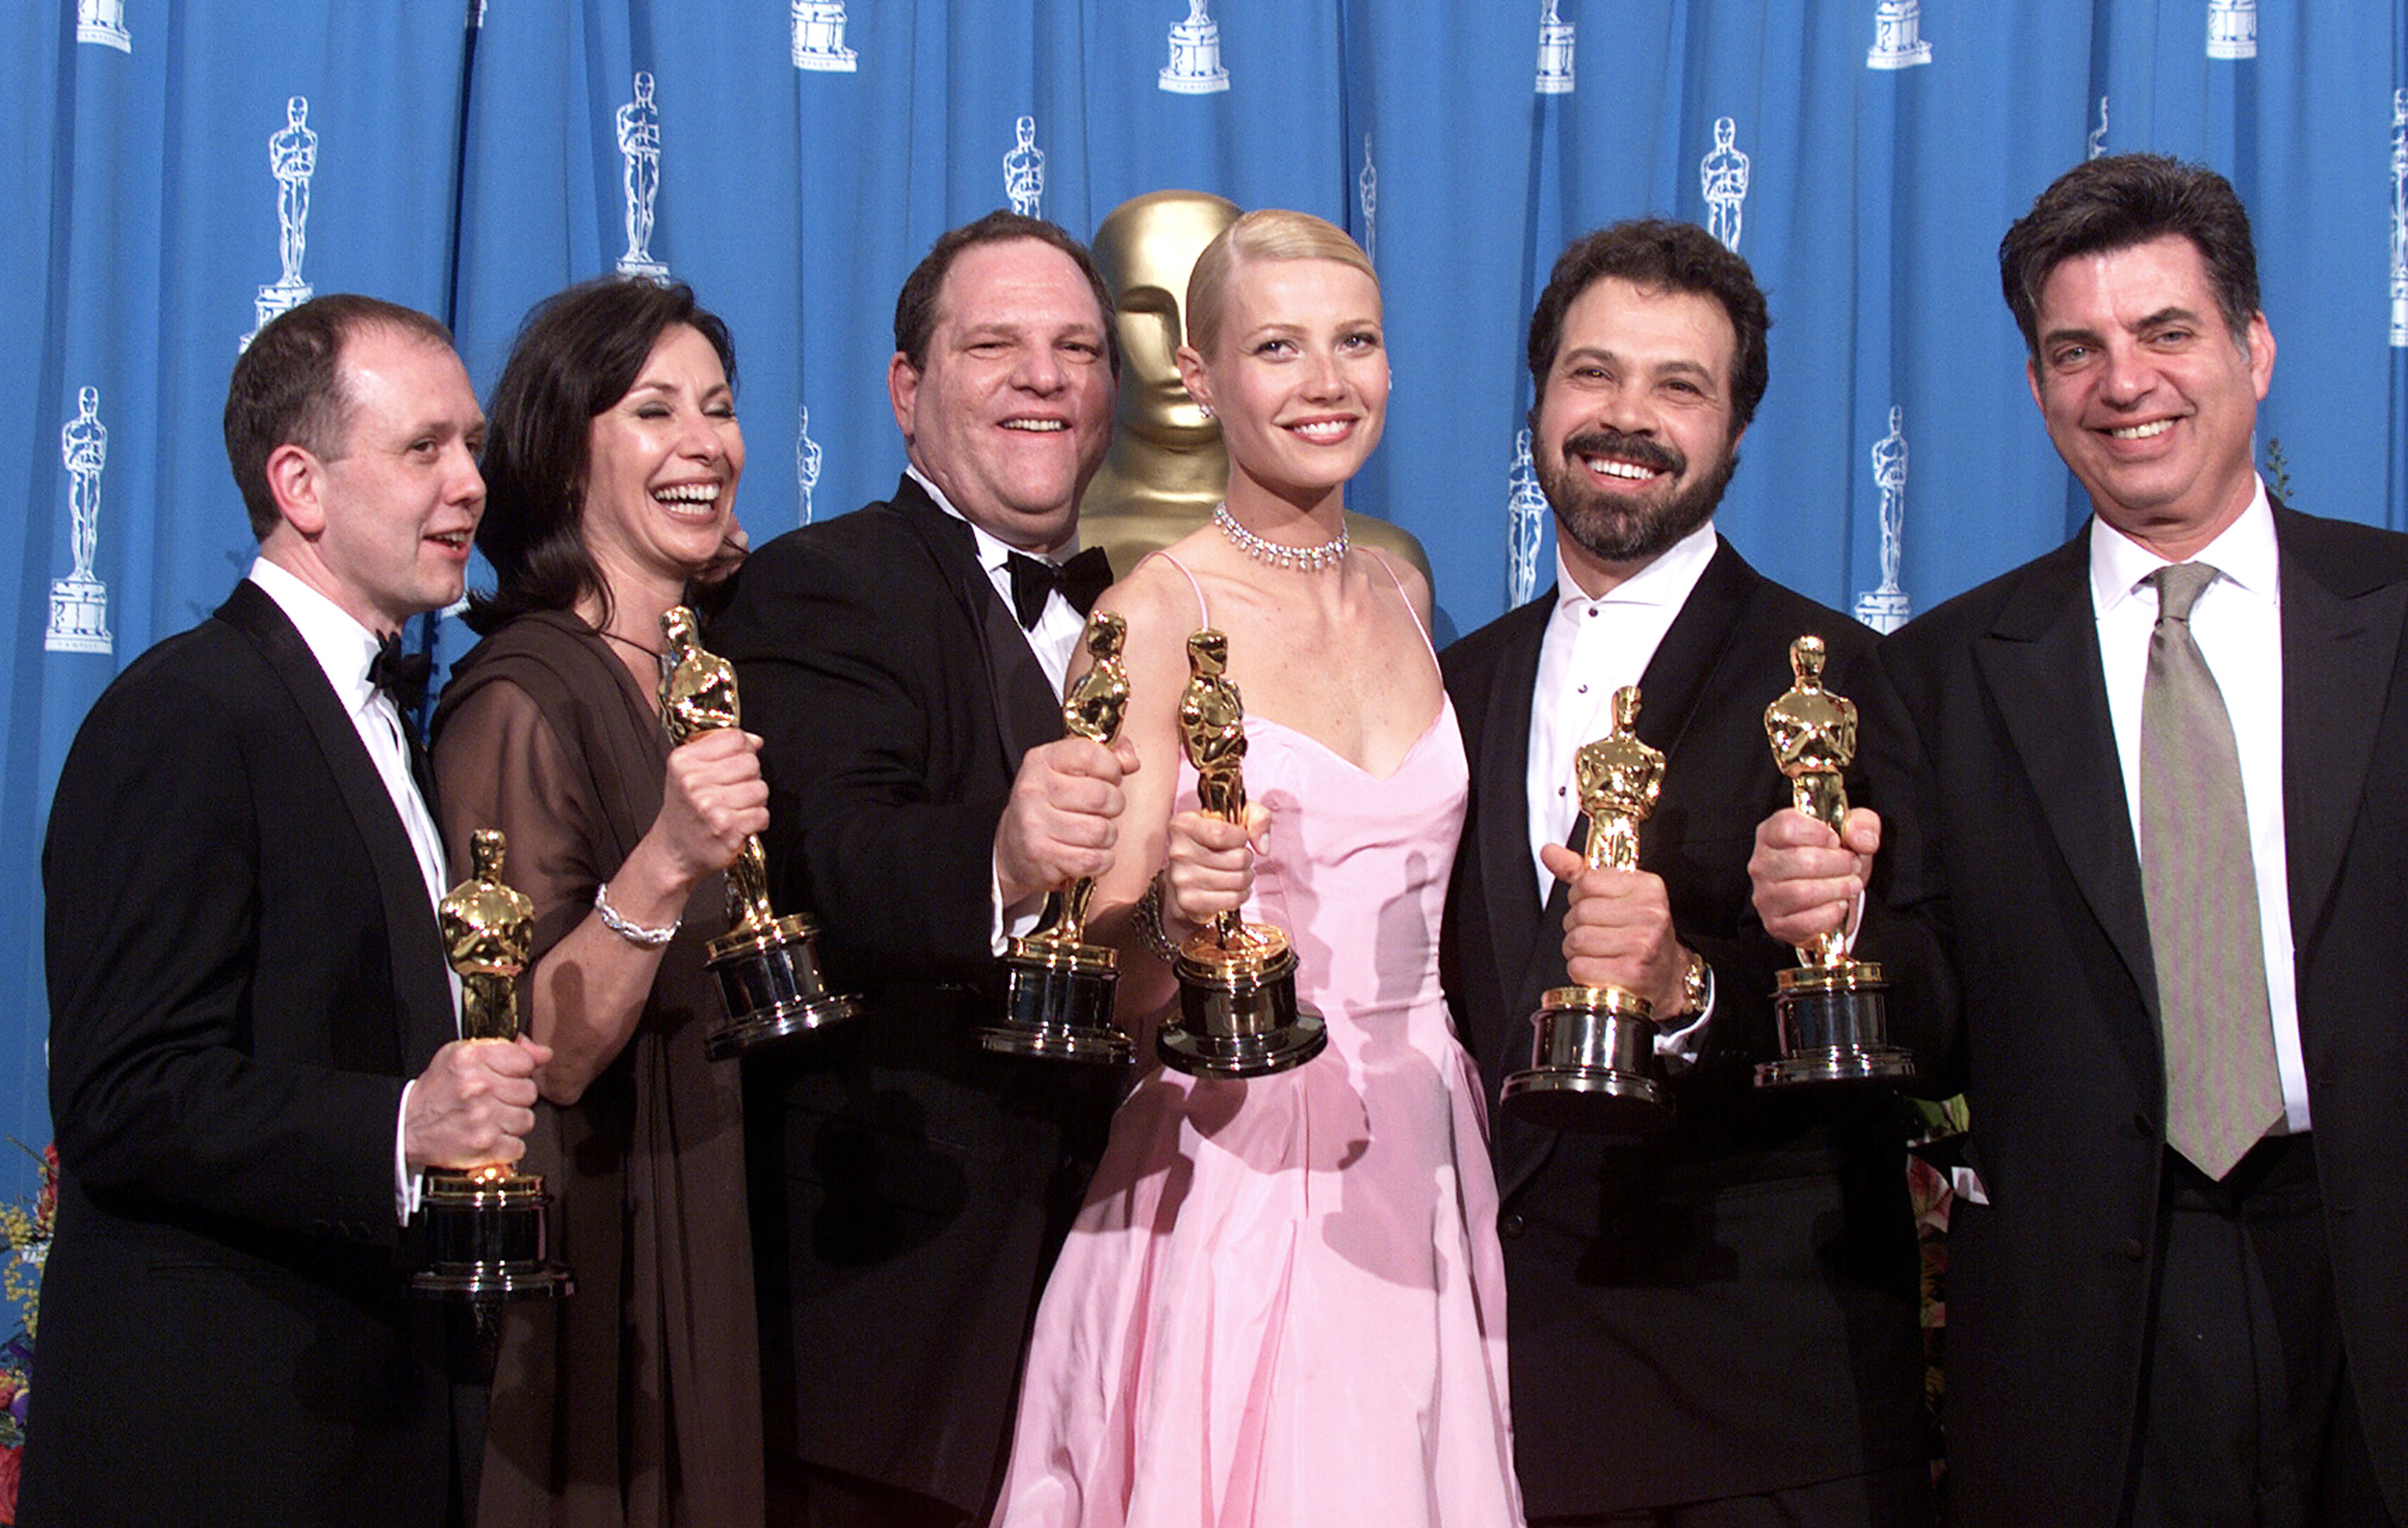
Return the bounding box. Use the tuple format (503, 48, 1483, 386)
(712, 211, 1131, 1527)
(23, 295, 546, 1527)
(1756, 154, 2408, 1526)
(1442, 220, 1942, 1526)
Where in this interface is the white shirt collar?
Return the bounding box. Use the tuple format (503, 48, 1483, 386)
(906, 463, 1082, 570)
(1551, 517, 1720, 618)
(247, 555, 387, 715)
(2089, 477, 2277, 618)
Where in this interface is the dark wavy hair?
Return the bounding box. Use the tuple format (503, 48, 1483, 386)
(467, 277, 737, 635)
(891, 209, 1119, 377)
(1998, 153, 2260, 361)
(223, 294, 455, 540)
(1526, 218, 1771, 439)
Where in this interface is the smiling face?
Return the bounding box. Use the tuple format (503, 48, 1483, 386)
(580, 323, 744, 606)
(2027, 232, 2273, 559)
(1177, 257, 1387, 511)
(269, 325, 486, 634)
(890, 237, 1114, 552)
(1531, 275, 1741, 587)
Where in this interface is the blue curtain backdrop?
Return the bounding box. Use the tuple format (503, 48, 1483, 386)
(4, 0, 2406, 1172)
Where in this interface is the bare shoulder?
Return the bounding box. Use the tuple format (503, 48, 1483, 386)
(1365, 547, 1434, 627)
(1086, 554, 1196, 695)
(1102, 543, 1216, 641)
(1099, 546, 1204, 624)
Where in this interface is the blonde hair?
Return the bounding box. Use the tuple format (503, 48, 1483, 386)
(1184, 208, 1378, 357)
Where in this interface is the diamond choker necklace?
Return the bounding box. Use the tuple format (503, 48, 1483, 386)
(1213, 503, 1348, 572)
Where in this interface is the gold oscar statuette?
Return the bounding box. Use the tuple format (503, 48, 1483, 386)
(1154, 629, 1327, 1077)
(981, 611, 1138, 1064)
(661, 606, 864, 1058)
(1500, 687, 1676, 1132)
(411, 829, 573, 1304)
(1757, 634, 1914, 1088)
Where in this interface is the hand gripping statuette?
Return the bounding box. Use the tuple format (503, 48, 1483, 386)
(982, 612, 1137, 1063)
(1155, 629, 1326, 1077)
(1502, 687, 1675, 1132)
(661, 606, 863, 1058)
(413, 830, 573, 1304)
(1758, 635, 1913, 1088)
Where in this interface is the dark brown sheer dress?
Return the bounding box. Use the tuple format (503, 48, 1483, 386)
(431, 609, 764, 1528)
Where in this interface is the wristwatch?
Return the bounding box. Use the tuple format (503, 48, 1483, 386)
(1677, 948, 1712, 1017)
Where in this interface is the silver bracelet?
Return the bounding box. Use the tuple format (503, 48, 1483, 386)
(1136, 878, 1184, 962)
(592, 883, 679, 947)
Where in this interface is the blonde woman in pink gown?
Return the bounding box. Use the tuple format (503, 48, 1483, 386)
(996, 210, 1523, 1527)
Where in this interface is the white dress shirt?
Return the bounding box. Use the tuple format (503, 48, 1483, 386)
(249, 557, 459, 1217)
(907, 464, 1086, 693)
(2088, 481, 2310, 1134)
(904, 466, 1086, 946)
(1527, 522, 1719, 901)
(1525, 521, 1721, 1052)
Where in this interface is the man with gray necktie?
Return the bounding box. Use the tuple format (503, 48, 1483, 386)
(1752, 154, 2407, 1525)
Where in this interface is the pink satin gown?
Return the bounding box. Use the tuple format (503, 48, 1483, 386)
(995, 556, 1524, 1528)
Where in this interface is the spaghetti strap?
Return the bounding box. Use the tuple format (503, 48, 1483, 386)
(1144, 549, 1212, 629)
(1148, 546, 1434, 676)
(1362, 548, 1441, 668)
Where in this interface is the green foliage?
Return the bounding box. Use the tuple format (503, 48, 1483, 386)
(2264, 438, 2294, 506)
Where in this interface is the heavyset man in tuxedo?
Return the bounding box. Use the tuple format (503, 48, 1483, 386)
(711, 210, 1132, 1527)
(1442, 220, 1945, 1526)
(23, 295, 545, 1527)
(1758, 154, 2408, 1524)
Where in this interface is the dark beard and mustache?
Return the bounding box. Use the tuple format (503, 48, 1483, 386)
(1537, 427, 1738, 566)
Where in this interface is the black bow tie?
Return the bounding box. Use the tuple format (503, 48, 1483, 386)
(1006, 546, 1113, 630)
(369, 631, 432, 712)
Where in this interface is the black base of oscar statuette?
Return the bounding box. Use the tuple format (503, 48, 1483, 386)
(982, 936, 1133, 1063)
(1159, 933, 1325, 1079)
(410, 1171, 574, 1304)
(1500, 985, 1673, 1133)
(704, 912, 863, 1060)
(1755, 962, 1916, 1088)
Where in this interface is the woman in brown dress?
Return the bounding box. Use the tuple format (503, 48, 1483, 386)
(431, 277, 766, 1527)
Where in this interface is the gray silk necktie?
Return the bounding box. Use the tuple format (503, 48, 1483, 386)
(2137, 561, 2283, 1179)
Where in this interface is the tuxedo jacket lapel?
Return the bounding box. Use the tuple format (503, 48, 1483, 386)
(983, 584, 1063, 762)
(1956, 512, 2408, 1047)
(1506, 542, 1752, 1021)
(1443, 593, 1554, 1198)
(892, 478, 1061, 769)
(1475, 598, 1552, 1021)
(1971, 536, 2157, 1014)
(1628, 540, 1751, 766)
(217, 581, 456, 1069)
(2277, 507, 2408, 952)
